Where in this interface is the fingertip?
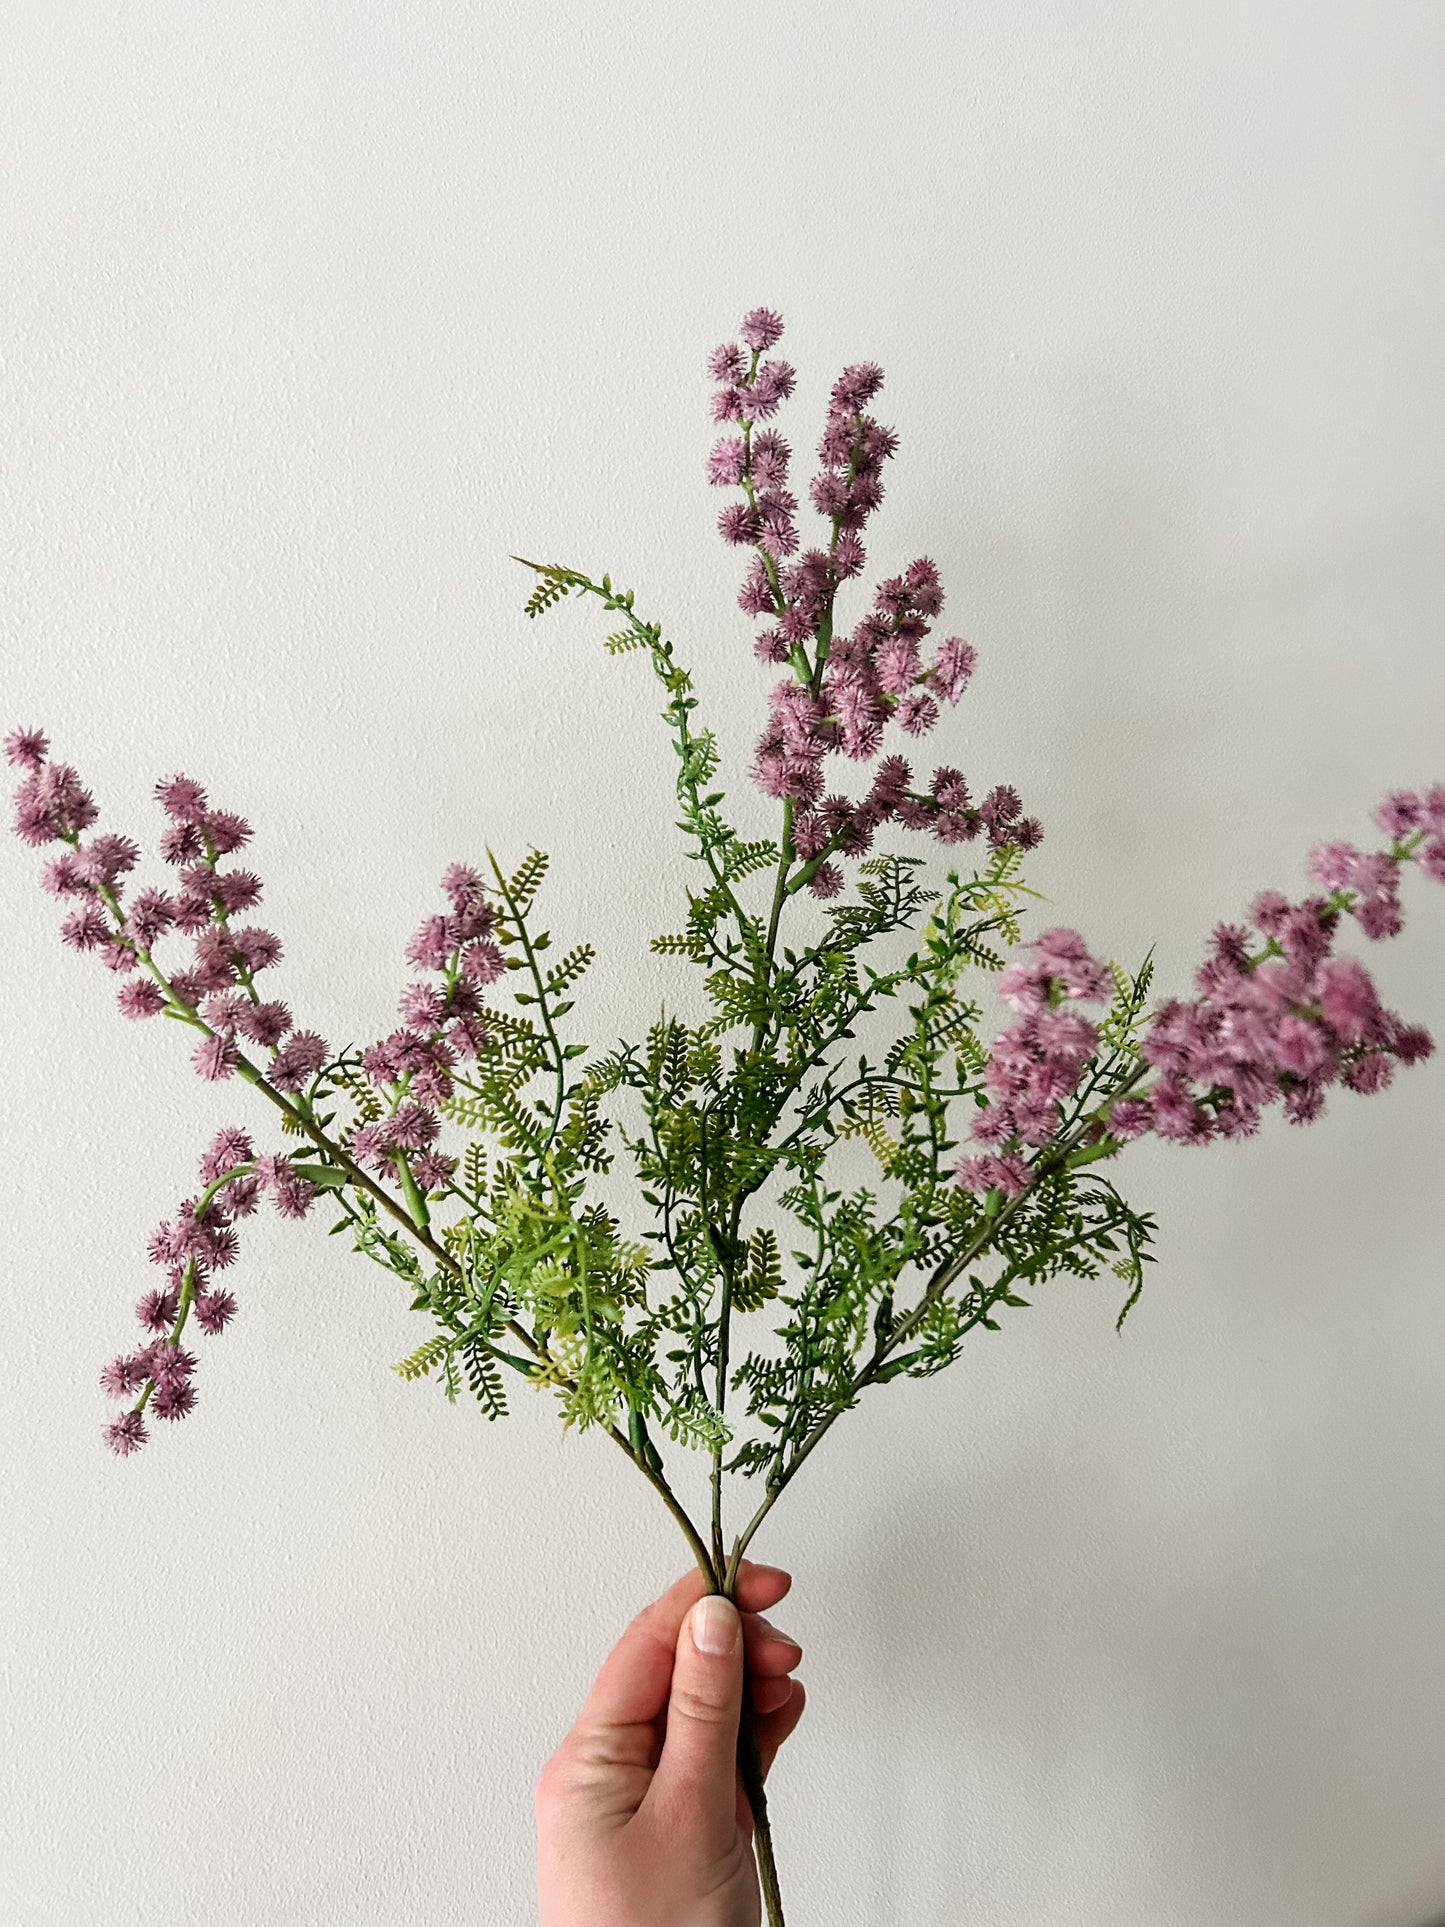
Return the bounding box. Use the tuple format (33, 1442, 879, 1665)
(734, 1562, 793, 1611)
(749, 1673, 796, 1715)
(756, 1677, 807, 1780)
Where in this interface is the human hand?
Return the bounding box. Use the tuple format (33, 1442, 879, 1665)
(535, 1560, 806, 1927)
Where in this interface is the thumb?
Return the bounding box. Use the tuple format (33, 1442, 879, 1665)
(647, 1593, 744, 1854)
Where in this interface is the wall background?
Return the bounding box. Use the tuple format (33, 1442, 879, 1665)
(3, 3, 1444, 1923)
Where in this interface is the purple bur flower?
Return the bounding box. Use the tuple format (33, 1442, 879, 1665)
(957, 929, 1113, 1195)
(90, 1118, 337, 1450)
(954, 787, 1443, 1205)
(705, 311, 1042, 893)
(1097, 800, 1441, 1151)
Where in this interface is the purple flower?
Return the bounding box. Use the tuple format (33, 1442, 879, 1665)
(830, 362, 885, 412)
(199, 1126, 255, 1183)
(269, 1029, 328, 1092)
(229, 927, 282, 973)
(123, 889, 176, 948)
(1249, 890, 1291, 936)
(388, 1102, 439, 1151)
(172, 893, 212, 934)
(955, 1151, 1032, 1199)
(213, 870, 262, 914)
(752, 432, 792, 489)
(237, 1000, 291, 1047)
(1343, 1052, 1394, 1094)
(349, 1123, 390, 1171)
(719, 502, 762, 546)
(226, 1175, 261, 1218)
(77, 833, 140, 884)
(203, 1223, 239, 1269)
(932, 639, 978, 709)
(104, 1410, 148, 1456)
(201, 990, 250, 1034)
(400, 982, 446, 1030)
(253, 1154, 295, 1194)
(150, 1343, 196, 1385)
(1387, 1020, 1435, 1065)
(4, 727, 49, 770)
(707, 341, 748, 383)
(192, 930, 238, 991)
(406, 915, 455, 970)
(1373, 790, 1423, 838)
(99, 938, 137, 974)
(1355, 894, 1404, 941)
(118, 979, 166, 1019)
(707, 437, 747, 486)
(60, 904, 109, 951)
(204, 811, 252, 855)
(1273, 1015, 1329, 1078)
(746, 359, 796, 419)
(1314, 956, 1380, 1043)
(1106, 1096, 1154, 1140)
(40, 851, 88, 896)
(101, 1355, 148, 1399)
(896, 692, 939, 737)
(740, 307, 785, 352)
(1285, 1077, 1328, 1125)
(449, 1011, 489, 1058)
(440, 862, 485, 908)
(160, 822, 204, 865)
(193, 1289, 238, 1335)
(193, 1034, 239, 1081)
(460, 940, 505, 986)
(273, 1176, 317, 1220)
(137, 1288, 179, 1334)
(1309, 842, 1363, 891)
(155, 775, 208, 822)
(412, 1151, 456, 1192)
(152, 1378, 197, 1422)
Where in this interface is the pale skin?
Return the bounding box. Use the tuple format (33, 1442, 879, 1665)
(535, 1561, 807, 1927)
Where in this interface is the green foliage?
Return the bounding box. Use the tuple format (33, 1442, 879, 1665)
(342, 557, 1169, 1581)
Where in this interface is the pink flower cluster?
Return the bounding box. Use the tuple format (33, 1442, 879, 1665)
(955, 788, 1444, 1200)
(4, 728, 327, 1091)
(100, 1127, 322, 1454)
(7, 731, 536, 1451)
(349, 864, 501, 1195)
(957, 928, 1114, 1198)
(706, 311, 1041, 896)
(1102, 792, 1444, 1145)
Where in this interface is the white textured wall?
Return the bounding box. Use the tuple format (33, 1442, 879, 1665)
(3, 4, 1444, 1923)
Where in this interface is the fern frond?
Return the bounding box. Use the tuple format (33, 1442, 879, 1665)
(734, 1227, 783, 1312)
(505, 848, 550, 915)
(392, 1334, 452, 1382)
(463, 1341, 508, 1419)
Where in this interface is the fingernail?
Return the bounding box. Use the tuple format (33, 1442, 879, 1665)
(692, 1595, 740, 1656)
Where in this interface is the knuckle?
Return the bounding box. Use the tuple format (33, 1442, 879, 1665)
(534, 1745, 575, 1812)
(666, 1682, 735, 1728)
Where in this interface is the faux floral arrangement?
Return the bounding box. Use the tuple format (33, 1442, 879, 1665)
(9, 307, 1442, 1924)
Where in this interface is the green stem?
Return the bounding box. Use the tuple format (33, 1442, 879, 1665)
(724, 1065, 1149, 1579)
